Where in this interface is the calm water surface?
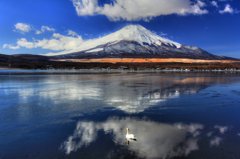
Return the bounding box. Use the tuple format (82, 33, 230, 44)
(0, 73, 240, 159)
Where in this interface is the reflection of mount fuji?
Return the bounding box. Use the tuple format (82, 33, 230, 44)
(102, 78, 202, 113)
(11, 74, 239, 114)
(100, 75, 234, 113)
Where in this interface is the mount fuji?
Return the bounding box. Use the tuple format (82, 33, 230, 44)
(1, 25, 239, 70)
(53, 25, 226, 60)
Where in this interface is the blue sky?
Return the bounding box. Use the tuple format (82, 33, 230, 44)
(0, 0, 240, 58)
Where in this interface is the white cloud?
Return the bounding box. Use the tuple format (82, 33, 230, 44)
(14, 23, 32, 33)
(36, 26, 55, 35)
(72, 0, 208, 21)
(67, 30, 80, 37)
(3, 32, 83, 51)
(72, 0, 98, 15)
(211, 1, 218, 8)
(3, 38, 35, 49)
(219, 4, 234, 14)
(16, 38, 35, 49)
(2, 44, 20, 50)
(14, 23, 55, 35)
(189, 1, 208, 15)
(196, 0, 206, 8)
(5, 23, 83, 52)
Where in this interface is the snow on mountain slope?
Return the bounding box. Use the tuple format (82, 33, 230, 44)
(48, 25, 181, 56)
(49, 25, 223, 60)
(96, 24, 182, 49)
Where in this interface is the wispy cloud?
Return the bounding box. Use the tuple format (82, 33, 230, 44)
(14, 23, 32, 33)
(35, 26, 55, 35)
(214, 125, 229, 134)
(67, 30, 80, 37)
(14, 23, 55, 35)
(210, 136, 222, 147)
(219, 4, 235, 14)
(3, 33, 83, 51)
(71, 0, 208, 21)
(211, 1, 218, 8)
(3, 23, 83, 51)
(2, 44, 20, 50)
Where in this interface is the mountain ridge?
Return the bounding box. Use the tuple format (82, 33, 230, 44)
(1, 25, 239, 70)
(50, 25, 228, 60)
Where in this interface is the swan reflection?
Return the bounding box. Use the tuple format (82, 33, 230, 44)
(61, 118, 204, 158)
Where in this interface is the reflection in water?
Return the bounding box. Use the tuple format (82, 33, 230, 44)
(214, 125, 228, 134)
(61, 118, 204, 158)
(210, 136, 222, 147)
(0, 73, 239, 159)
(61, 117, 232, 159)
(1, 74, 238, 113)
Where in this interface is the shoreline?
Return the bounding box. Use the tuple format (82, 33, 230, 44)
(0, 68, 240, 75)
(1, 57, 240, 71)
(53, 58, 240, 64)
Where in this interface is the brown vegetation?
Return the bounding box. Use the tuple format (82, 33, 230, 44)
(1, 55, 240, 70)
(53, 58, 239, 64)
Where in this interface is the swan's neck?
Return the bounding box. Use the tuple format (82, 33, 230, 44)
(126, 129, 129, 134)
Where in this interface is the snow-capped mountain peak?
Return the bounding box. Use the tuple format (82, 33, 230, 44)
(50, 25, 221, 60)
(49, 25, 182, 56)
(108, 24, 182, 48)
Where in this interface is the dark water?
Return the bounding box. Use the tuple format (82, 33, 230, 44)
(1, 73, 240, 159)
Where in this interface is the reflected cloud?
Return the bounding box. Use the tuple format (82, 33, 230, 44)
(38, 84, 101, 104)
(207, 131, 213, 137)
(61, 118, 204, 158)
(214, 125, 229, 134)
(175, 123, 203, 137)
(210, 136, 223, 147)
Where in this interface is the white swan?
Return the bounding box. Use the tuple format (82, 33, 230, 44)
(126, 128, 137, 144)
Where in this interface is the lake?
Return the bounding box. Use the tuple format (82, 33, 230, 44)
(0, 72, 240, 159)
